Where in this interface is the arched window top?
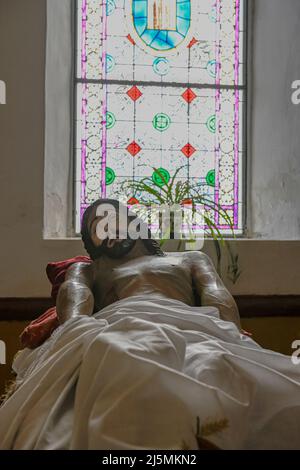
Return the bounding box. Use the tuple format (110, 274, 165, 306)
(130, 0, 191, 54)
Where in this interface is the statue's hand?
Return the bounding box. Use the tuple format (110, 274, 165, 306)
(189, 251, 241, 330)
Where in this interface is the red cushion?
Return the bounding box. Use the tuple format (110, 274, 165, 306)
(20, 256, 91, 349)
(20, 307, 59, 349)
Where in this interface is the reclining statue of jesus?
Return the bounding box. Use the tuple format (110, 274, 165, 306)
(1, 198, 299, 450)
(57, 198, 241, 329)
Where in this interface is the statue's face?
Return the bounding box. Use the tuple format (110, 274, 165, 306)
(87, 204, 136, 259)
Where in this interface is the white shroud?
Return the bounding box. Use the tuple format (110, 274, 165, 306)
(0, 294, 300, 449)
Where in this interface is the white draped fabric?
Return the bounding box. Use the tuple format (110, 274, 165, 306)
(0, 294, 299, 449)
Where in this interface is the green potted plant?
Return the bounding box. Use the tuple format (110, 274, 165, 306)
(118, 166, 241, 284)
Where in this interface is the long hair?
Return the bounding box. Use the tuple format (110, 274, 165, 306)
(81, 199, 165, 259)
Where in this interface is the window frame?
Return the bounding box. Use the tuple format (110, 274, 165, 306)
(72, 0, 249, 237)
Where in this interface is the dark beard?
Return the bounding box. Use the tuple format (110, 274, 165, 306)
(89, 238, 137, 260)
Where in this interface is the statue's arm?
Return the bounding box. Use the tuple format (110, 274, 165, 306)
(189, 252, 241, 329)
(56, 262, 95, 324)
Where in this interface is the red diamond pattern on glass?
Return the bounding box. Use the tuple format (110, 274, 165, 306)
(181, 143, 196, 158)
(127, 197, 139, 205)
(127, 85, 142, 102)
(182, 88, 197, 103)
(126, 141, 142, 157)
(127, 34, 136, 45)
(187, 37, 198, 48)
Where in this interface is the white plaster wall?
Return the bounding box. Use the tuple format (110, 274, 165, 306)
(0, 0, 299, 297)
(44, 0, 73, 238)
(250, 0, 300, 239)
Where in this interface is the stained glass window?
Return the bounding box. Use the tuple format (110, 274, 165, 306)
(75, 0, 246, 234)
